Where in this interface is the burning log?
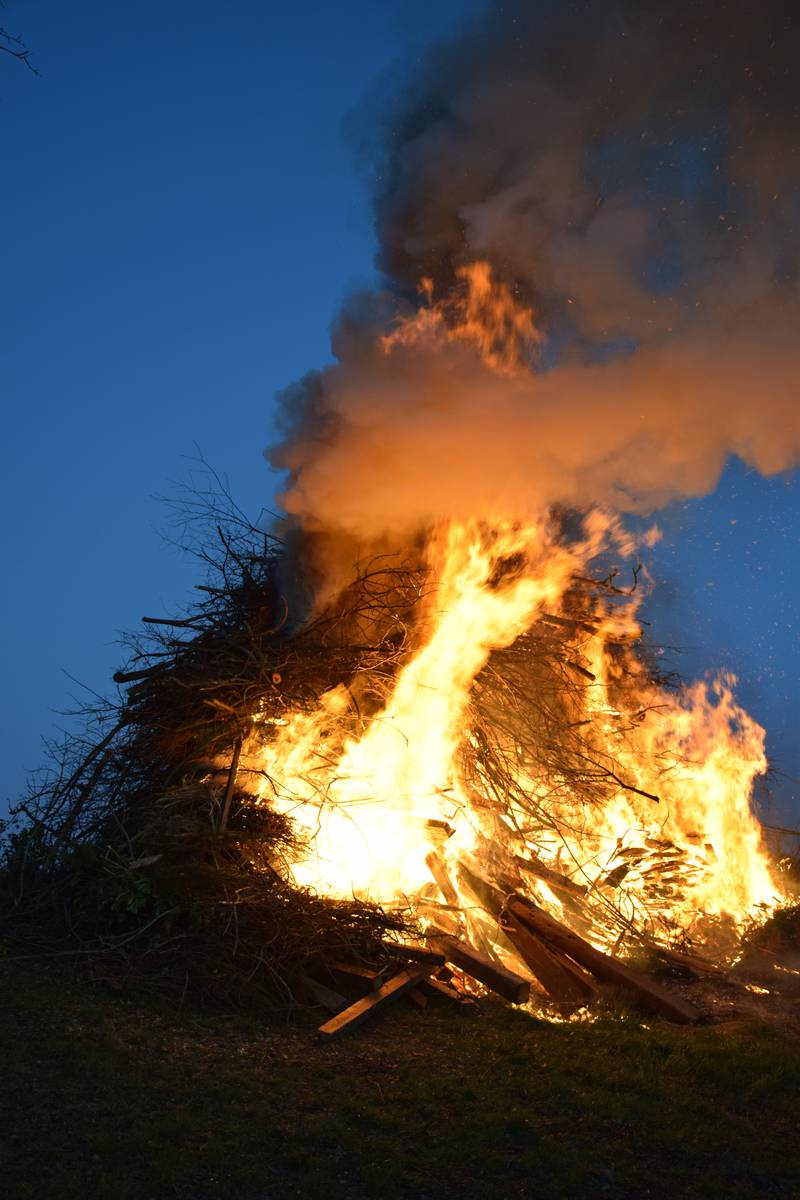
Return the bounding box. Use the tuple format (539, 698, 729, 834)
(318, 966, 431, 1040)
(505, 895, 699, 1024)
(426, 927, 530, 1004)
(501, 910, 598, 1005)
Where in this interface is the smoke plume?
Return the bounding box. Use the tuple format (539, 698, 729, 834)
(270, 0, 800, 544)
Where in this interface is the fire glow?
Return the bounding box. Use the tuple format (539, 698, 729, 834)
(250, 266, 782, 979)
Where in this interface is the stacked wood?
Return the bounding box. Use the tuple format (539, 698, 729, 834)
(380, 940, 445, 967)
(325, 959, 388, 996)
(501, 910, 598, 1005)
(505, 894, 699, 1024)
(302, 975, 348, 1014)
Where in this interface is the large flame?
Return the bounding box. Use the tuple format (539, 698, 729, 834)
(254, 264, 781, 964)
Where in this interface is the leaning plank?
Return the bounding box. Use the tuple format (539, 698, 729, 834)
(502, 911, 598, 1005)
(425, 850, 460, 907)
(318, 967, 430, 1040)
(426, 928, 530, 1004)
(506, 895, 698, 1024)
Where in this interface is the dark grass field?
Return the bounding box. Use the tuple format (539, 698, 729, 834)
(2, 959, 799, 1200)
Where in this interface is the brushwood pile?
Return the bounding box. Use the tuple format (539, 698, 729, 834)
(1, 497, 797, 1028)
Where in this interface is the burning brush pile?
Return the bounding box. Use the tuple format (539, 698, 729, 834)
(1, 475, 795, 1031)
(4, 0, 800, 1033)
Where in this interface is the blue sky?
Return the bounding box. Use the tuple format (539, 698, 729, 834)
(2, 0, 798, 823)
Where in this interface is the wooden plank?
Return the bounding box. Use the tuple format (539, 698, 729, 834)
(405, 986, 428, 1009)
(650, 945, 724, 977)
(423, 976, 480, 1011)
(318, 967, 431, 1040)
(505, 895, 698, 1024)
(425, 850, 460, 907)
(380, 940, 446, 967)
(502, 911, 598, 1004)
(426, 927, 530, 1005)
(457, 861, 508, 917)
(326, 958, 384, 982)
(302, 976, 348, 1014)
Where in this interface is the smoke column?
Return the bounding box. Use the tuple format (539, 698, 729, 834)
(270, 0, 800, 549)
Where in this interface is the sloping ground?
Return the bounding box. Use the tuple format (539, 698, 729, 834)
(2, 960, 798, 1200)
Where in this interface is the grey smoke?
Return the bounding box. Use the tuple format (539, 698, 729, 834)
(270, 0, 800, 543)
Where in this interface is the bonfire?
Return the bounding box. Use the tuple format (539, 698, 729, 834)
(3, 266, 796, 1037)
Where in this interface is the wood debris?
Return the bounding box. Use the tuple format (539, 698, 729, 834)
(505, 894, 699, 1024)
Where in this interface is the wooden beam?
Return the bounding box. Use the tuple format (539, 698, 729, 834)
(650, 945, 724, 977)
(318, 967, 431, 1040)
(426, 928, 530, 1005)
(505, 895, 698, 1024)
(502, 911, 598, 1005)
(423, 977, 480, 1011)
(302, 976, 348, 1014)
(425, 850, 460, 907)
(380, 940, 446, 967)
(512, 852, 588, 898)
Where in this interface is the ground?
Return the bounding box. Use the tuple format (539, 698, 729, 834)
(2, 958, 798, 1200)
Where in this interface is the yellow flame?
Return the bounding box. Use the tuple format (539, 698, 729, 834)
(252, 263, 782, 963)
(252, 514, 779, 944)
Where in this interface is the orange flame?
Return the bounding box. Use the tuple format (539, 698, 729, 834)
(253, 264, 782, 966)
(381, 261, 541, 373)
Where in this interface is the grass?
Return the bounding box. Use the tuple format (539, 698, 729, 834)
(1, 957, 798, 1200)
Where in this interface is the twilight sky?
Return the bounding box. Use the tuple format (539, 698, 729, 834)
(2, 0, 798, 823)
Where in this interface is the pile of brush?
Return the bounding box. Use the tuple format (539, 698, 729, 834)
(2, 482, 793, 1028)
(0, 489, 415, 1012)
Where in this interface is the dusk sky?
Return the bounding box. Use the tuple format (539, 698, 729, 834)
(3, 0, 798, 824)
